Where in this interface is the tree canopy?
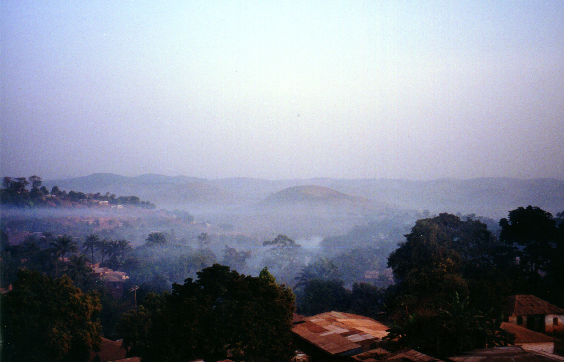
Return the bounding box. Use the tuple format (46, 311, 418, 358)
(385, 213, 514, 358)
(1, 270, 102, 362)
(119, 264, 296, 362)
(387, 213, 508, 315)
(385, 293, 514, 359)
(499, 205, 564, 305)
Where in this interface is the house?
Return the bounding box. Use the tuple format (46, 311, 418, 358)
(506, 295, 564, 333)
(501, 322, 560, 354)
(292, 311, 389, 361)
(448, 346, 564, 361)
(91, 264, 129, 299)
(352, 348, 444, 362)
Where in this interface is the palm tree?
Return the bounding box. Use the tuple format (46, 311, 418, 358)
(49, 235, 78, 276)
(83, 234, 100, 263)
(49, 235, 78, 262)
(95, 239, 111, 264)
(104, 239, 132, 268)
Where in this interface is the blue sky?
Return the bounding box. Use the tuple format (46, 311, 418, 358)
(2, 1, 563, 180)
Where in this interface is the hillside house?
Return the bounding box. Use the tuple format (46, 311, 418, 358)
(91, 264, 129, 298)
(506, 295, 564, 333)
(292, 311, 389, 361)
(501, 322, 560, 354)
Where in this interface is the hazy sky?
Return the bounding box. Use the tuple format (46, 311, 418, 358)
(2, 1, 563, 180)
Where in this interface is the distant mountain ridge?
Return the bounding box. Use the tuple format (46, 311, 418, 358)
(43, 173, 564, 218)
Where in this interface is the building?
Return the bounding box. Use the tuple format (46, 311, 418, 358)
(352, 348, 444, 362)
(501, 322, 560, 354)
(91, 264, 129, 298)
(506, 295, 564, 333)
(292, 311, 389, 361)
(448, 346, 564, 361)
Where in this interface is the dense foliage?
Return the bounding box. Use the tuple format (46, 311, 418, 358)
(383, 209, 564, 358)
(385, 293, 514, 359)
(1, 175, 155, 208)
(2, 196, 563, 361)
(1, 270, 102, 362)
(117, 264, 295, 362)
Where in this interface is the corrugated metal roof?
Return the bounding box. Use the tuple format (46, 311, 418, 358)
(508, 295, 564, 316)
(351, 348, 445, 361)
(382, 348, 445, 361)
(449, 346, 564, 361)
(292, 311, 389, 356)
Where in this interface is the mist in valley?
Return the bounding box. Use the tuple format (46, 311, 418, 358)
(5, 173, 561, 293)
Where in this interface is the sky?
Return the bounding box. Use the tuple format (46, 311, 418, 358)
(1, 1, 563, 181)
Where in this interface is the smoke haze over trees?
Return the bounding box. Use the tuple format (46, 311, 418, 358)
(1, 174, 564, 360)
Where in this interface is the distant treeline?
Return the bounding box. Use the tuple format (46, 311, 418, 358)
(1, 175, 156, 209)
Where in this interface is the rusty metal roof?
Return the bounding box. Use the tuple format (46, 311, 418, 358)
(507, 295, 564, 316)
(352, 348, 445, 362)
(292, 311, 389, 356)
(449, 346, 564, 361)
(501, 322, 559, 344)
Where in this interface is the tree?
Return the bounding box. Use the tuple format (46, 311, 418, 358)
(262, 234, 303, 284)
(296, 279, 350, 316)
(51, 185, 62, 196)
(65, 254, 95, 291)
(28, 175, 42, 189)
(83, 234, 100, 262)
(384, 213, 520, 358)
(146, 232, 167, 246)
(130, 264, 296, 362)
(350, 282, 387, 319)
(50, 234, 78, 262)
(1, 270, 102, 362)
(500, 206, 564, 306)
(387, 213, 506, 317)
(117, 292, 167, 358)
(221, 245, 251, 272)
(103, 239, 131, 269)
(95, 238, 111, 263)
(500, 206, 558, 274)
(385, 293, 514, 359)
(294, 257, 340, 290)
(50, 235, 78, 276)
(263, 234, 300, 248)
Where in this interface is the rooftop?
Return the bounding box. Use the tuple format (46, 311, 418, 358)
(353, 348, 444, 362)
(501, 322, 560, 344)
(507, 295, 564, 316)
(292, 311, 389, 356)
(448, 346, 564, 361)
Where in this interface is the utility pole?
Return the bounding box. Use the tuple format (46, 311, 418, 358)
(130, 286, 139, 311)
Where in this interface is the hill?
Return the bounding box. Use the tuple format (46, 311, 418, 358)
(42, 174, 564, 219)
(261, 185, 359, 206)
